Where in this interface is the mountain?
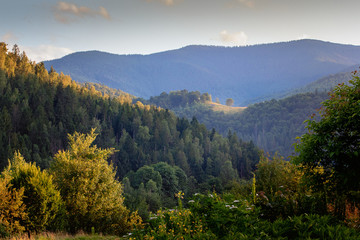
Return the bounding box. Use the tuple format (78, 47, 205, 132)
(285, 65, 359, 96)
(44, 39, 360, 106)
(245, 65, 359, 103)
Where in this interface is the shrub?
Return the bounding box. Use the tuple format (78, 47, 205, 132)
(51, 129, 142, 235)
(0, 175, 27, 237)
(2, 151, 62, 233)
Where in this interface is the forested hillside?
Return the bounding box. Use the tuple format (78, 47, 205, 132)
(136, 89, 328, 157)
(2, 42, 360, 239)
(44, 39, 360, 105)
(0, 42, 260, 202)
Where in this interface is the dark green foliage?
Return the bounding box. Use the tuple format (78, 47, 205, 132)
(142, 89, 212, 109)
(294, 72, 360, 218)
(124, 162, 188, 217)
(255, 154, 328, 221)
(132, 193, 359, 239)
(170, 92, 329, 157)
(0, 45, 260, 189)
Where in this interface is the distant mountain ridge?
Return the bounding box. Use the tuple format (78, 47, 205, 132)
(44, 39, 360, 105)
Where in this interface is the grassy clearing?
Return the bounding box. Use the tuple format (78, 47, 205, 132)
(207, 101, 247, 114)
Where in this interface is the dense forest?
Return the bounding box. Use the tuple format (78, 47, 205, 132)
(139, 89, 329, 157)
(1, 43, 359, 239)
(0, 42, 261, 222)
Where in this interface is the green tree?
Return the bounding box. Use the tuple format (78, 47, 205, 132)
(256, 153, 301, 197)
(294, 72, 360, 218)
(200, 93, 212, 103)
(2, 151, 62, 233)
(50, 129, 140, 235)
(225, 98, 234, 106)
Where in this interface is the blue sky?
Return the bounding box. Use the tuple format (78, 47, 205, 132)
(1, 0, 359, 62)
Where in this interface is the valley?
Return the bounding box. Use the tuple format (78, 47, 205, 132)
(1, 40, 360, 239)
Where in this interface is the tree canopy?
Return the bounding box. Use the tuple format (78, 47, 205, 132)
(2, 151, 62, 233)
(294, 71, 360, 217)
(50, 129, 140, 235)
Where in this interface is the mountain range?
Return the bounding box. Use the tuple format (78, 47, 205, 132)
(44, 39, 360, 106)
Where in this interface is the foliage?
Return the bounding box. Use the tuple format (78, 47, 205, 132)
(82, 82, 134, 104)
(294, 72, 360, 218)
(0, 174, 26, 237)
(2, 151, 63, 233)
(123, 162, 188, 219)
(160, 92, 329, 158)
(142, 89, 212, 109)
(255, 153, 327, 221)
(131, 208, 215, 239)
(132, 192, 360, 239)
(50, 129, 141, 235)
(260, 214, 360, 240)
(225, 98, 234, 106)
(0, 43, 260, 194)
(256, 153, 302, 198)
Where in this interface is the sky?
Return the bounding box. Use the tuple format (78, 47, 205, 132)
(1, 0, 360, 62)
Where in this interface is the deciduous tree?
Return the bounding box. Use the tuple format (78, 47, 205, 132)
(3, 151, 62, 233)
(294, 72, 360, 218)
(50, 129, 140, 235)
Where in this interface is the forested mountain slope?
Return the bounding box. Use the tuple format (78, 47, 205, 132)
(138, 90, 329, 157)
(0, 42, 261, 197)
(44, 39, 360, 105)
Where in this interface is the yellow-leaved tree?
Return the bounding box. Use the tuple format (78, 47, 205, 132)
(50, 129, 141, 235)
(0, 174, 27, 238)
(2, 151, 63, 234)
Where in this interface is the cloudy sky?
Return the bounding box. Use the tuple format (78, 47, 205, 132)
(1, 0, 359, 62)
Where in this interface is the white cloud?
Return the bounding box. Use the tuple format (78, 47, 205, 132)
(54, 1, 111, 24)
(220, 30, 248, 46)
(20, 45, 74, 62)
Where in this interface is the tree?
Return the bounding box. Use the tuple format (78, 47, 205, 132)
(0, 174, 26, 237)
(50, 129, 141, 235)
(200, 93, 212, 103)
(225, 98, 234, 106)
(2, 151, 62, 233)
(294, 72, 360, 218)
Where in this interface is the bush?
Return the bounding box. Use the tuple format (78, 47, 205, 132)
(131, 193, 360, 239)
(51, 129, 142, 235)
(0, 175, 26, 236)
(2, 151, 62, 233)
